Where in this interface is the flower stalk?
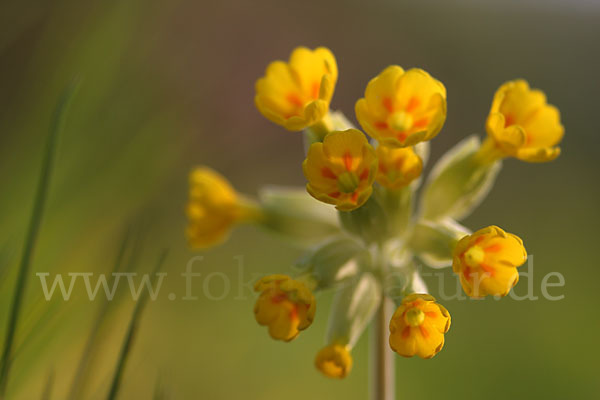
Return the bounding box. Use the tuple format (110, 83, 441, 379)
(370, 296, 396, 400)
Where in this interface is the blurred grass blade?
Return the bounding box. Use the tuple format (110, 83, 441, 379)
(0, 79, 80, 396)
(40, 370, 54, 400)
(106, 249, 168, 400)
(0, 242, 15, 286)
(66, 227, 132, 400)
(152, 375, 168, 400)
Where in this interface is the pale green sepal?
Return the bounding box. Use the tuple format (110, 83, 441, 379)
(329, 110, 356, 131)
(414, 141, 430, 168)
(259, 186, 340, 246)
(383, 269, 410, 305)
(384, 262, 429, 306)
(408, 219, 471, 268)
(295, 236, 369, 289)
(338, 195, 388, 245)
(302, 110, 356, 154)
(325, 272, 381, 347)
(376, 185, 413, 236)
(420, 135, 502, 221)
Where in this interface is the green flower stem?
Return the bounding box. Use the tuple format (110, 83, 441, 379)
(369, 244, 395, 400)
(310, 113, 334, 140)
(370, 295, 395, 400)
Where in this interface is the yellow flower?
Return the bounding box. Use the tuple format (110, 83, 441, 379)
(389, 294, 450, 359)
(255, 46, 338, 131)
(452, 226, 527, 298)
(303, 129, 377, 211)
(315, 344, 353, 379)
(376, 145, 423, 189)
(477, 80, 564, 163)
(254, 274, 316, 341)
(186, 167, 260, 249)
(355, 66, 447, 148)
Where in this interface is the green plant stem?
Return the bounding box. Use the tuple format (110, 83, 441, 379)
(0, 81, 78, 398)
(370, 296, 395, 400)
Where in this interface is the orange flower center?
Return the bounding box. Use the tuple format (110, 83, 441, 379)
(388, 111, 414, 133)
(464, 245, 485, 268)
(405, 308, 425, 327)
(337, 171, 359, 193)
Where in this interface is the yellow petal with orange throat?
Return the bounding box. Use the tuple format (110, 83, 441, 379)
(452, 226, 527, 297)
(389, 294, 450, 359)
(253, 275, 316, 341)
(255, 46, 337, 131)
(482, 80, 564, 163)
(303, 129, 377, 211)
(356, 66, 447, 148)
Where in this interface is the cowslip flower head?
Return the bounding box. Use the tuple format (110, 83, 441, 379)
(452, 226, 527, 298)
(479, 80, 564, 163)
(315, 344, 353, 379)
(186, 167, 260, 249)
(376, 145, 423, 189)
(255, 46, 338, 131)
(303, 129, 377, 211)
(389, 294, 450, 359)
(254, 274, 316, 341)
(355, 66, 447, 148)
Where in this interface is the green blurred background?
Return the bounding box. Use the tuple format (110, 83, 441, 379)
(1, 0, 599, 398)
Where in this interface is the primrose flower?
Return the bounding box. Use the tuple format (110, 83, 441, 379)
(355, 66, 447, 148)
(186, 167, 260, 249)
(255, 46, 338, 131)
(389, 294, 450, 359)
(452, 226, 527, 298)
(254, 274, 316, 341)
(315, 344, 353, 379)
(303, 129, 377, 211)
(376, 145, 423, 189)
(477, 80, 564, 163)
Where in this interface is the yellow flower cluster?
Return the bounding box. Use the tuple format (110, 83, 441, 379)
(254, 47, 447, 210)
(185, 45, 563, 380)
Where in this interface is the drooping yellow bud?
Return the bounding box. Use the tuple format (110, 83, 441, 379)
(452, 226, 527, 297)
(389, 294, 450, 359)
(253, 275, 316, 341)
(315, 344, 353, 379)
(186, 167, 261, 249)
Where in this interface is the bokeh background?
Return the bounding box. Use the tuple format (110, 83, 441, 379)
(1, 0, 599, 398)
